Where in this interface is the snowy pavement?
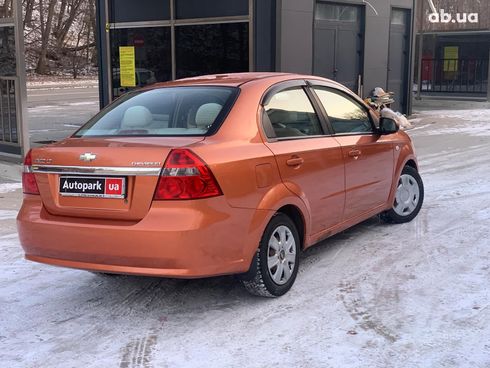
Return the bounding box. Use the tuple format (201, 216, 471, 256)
(1, 110, 489, 368)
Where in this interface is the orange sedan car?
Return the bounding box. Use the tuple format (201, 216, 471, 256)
(17, 73, 424, 297)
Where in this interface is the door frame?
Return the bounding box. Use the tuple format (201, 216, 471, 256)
(386, 6, 412, 114)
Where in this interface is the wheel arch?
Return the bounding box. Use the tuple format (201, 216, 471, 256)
(404, 158, 418, 171)
(276, 204, 306, 250)
(241, 184, 311, 278)
(387, 153, 419, 209)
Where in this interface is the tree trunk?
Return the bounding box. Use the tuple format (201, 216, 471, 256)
(24, 0, 35, 28)
(55, 0, 84, 51)
(36, 0, 57, 74)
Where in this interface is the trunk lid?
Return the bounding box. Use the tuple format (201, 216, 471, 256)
(31, 136, 204, 220)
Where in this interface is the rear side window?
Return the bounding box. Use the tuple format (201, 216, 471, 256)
(74, 86, 238, 137)
(263, 88, 323, 139)
(313, 87, 373, 134)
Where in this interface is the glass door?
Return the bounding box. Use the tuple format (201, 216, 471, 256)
(110, 27, 172, 99)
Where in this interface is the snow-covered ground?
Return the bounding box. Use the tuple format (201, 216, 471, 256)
(0, 109, 489, 367)
(27, 76, 98, 90)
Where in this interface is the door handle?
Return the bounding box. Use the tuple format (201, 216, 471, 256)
(286, 157, 304, 167)
(348, 149, 362, 158)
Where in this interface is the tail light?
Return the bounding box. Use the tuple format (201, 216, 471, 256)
(153, 149, 222, 200)
(22, 149, 40, 195)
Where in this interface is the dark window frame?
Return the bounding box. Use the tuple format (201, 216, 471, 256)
(260, 80, 330, 142)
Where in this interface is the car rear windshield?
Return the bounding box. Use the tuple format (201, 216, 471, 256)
(74, 86, 239, 137)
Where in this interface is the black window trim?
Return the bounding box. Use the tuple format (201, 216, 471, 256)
(306, 80, 378, 137)
(259, 80, 331, 142)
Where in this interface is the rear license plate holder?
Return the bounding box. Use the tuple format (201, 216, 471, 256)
(59, 176, 126, 199)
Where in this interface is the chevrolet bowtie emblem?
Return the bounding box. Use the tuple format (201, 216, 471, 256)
(79, 152, 97, 162)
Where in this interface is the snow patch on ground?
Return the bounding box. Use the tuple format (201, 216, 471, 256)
(67, 101, 98, 106)
(27, 77, 98, 90)
(410, 109, 490, 136)
(0, 183, 22, 193)
(0, 210, 18, 220)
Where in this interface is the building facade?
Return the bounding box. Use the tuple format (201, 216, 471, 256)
(415, 0, 490, 98)
(96, 0, 415, 112)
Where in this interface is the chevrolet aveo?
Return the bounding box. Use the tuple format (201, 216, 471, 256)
(17, 73, 424, 297)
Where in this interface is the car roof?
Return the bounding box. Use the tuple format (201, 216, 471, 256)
(143, 72, 357, 102)
(147, 72, 325, 88)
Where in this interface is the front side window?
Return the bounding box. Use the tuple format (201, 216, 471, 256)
(313, 87, 372, 134)
(74, 87, 238, 137)
(263, 88, 323, 139)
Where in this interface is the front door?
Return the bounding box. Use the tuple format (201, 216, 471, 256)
(311, 85, 394, 220)
(313, 3, 364, 93)
(262, 85, 345, 235)
(387, 8, 411, 113)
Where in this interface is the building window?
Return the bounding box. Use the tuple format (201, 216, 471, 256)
(175, 22, 249, 79)
(0, 26, 16, 76)
(105, 0, 252, 102)
(0, 0, 13, 18)
(315, 3, 359, 22)
(110, 27, 171, 98)
(109, 0, 170, 23)
(391, 9, 408, 25)
(175, 0, 248, 19)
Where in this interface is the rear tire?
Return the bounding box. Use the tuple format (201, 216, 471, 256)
(381, 165, 424, 224)
(241, 213, 300, 297)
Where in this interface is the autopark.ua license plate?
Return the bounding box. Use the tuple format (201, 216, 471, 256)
(59, 176, 126, 198)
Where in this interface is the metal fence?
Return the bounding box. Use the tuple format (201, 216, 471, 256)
(421, 58, 489, 95)
(0, 76, 18, 145)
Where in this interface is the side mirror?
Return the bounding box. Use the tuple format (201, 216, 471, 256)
(378, 117, 399, 135)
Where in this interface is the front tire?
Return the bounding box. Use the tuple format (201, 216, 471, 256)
(241, 213, 300, 297)
(382, 165, 424, 223)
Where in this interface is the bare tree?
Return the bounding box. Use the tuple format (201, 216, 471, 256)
(24, 0, 97, 76)
(23, 0, 34, 28)
(53, 0, 84, 51)
(35, 0, 57, 74)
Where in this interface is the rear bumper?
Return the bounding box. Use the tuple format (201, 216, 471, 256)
(17, 195, 270, 277)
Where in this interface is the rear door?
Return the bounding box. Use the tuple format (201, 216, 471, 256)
(261, 82, 345, 235)
(310, 84, 394, 220)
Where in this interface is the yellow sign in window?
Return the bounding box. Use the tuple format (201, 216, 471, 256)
(119, 46, 136, 87)
(444, 46, 459, 72)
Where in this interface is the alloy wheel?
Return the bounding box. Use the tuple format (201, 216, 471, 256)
(267, 225, 296, 285)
